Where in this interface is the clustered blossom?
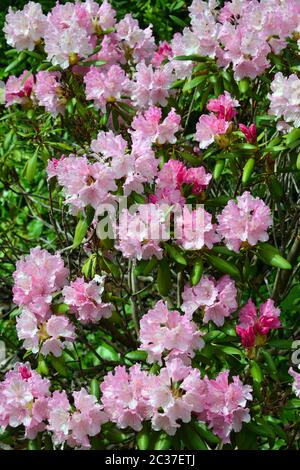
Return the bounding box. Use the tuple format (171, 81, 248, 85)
(131, 106, 181, 145)
(139, 300, 204, 364)
(236, 298, 281, 348)
(151, 41, 173, 67)
(13, 247, 68, 320)
(171, 0, 300, 81)
(195, 92, 238, 149)
(4, 2, 47, 51)
(116, 205, 168, 260)
(16, 309, 76, 357)
(217, 192, 273, 252)
(176, 207, 220, 251)
(34, 71, 66, 116)
(182, 275, 237, 326)
(100, 359, 252, 440)
(0, 363, 106, 449)
(268, 73, 300, 130)
(5, 71, 34, 107)
(100, 364, 153, 431)
(116, 14, 155, 64)
(289, 368, 300, 398)
(0, 363, 50, 438)
(63, 276, 112, 323)
(239, 123, 257, 144)
(130, 62, 174, 109)
(150, 159, 211, 205)
(47, 388, 107, 449)
(198, 370, 253, 444)
(46, 155, 117, 214)
(84, 65, 131, 111)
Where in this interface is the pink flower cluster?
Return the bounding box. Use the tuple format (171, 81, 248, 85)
(0, 363, 106, 449)
(13, 247, 68, 320)
(0, 363, 50, 438)
(182, 275, 237, 326)
(236, 299, 281, 348)
(90, 129, 158, 196)
(84, 65, 131, 111)
(289, 368, 300, 398)
(100, 359, 252, 440)
(170, 0, 300, 81)
(176, 206, 220, 251)
(139, 300, 204, 364)
(268, 73, 300, 130)
(116, 14, 155, 64)
(5, 70, 34, 107)
(150, 159, 211, 205)
(16, 308, 76, 357)
(63, 275, 112, 323)
(130, 61, 174, 109)
(195, 92, 238, 149)
(116, 205, 168, 260)
(197, 370, 253, 444)
(131, 106, 181, 145)
(217, 192, 273, 252)
(47, 388, 107, 448)
(34, 71, 66, 116)
(46, 155, 117, 214)
(4, 2, 47, 51)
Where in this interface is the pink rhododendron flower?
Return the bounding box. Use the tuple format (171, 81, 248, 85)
(151, 41, 173, 67)
(268, 73, 300, 128)
(63, 276, 112, 323)
(131, 61, 174, 108)
(116, 14, 155, 64)
(239, 123, 257, 144)
(195, 114, 230, 149)
(100, 365, 153, 431)
(34, 71, 66, 116)
(13, 247, 69, 321)
(176, 206, 220, 251)
(0, 363, 50, 438)
(5, 71, 34, 107)
(94, 0, 116, 31)
(46, 155, 117, 213)
(207, 91, 239, 121)
(116, 205, 168, 260)
(16, 309, 76, 356)
(4, 2, 47, 51)
(48, 388, 106, 448)
(84, 65, 130, 111)
(198, 370, 252, 444)
(289, 368, 300, 398)
(139, 300, 204, 364)
(131, 106, 181, 145)
(149, 358, 204, 435)
(182, 275, 237, 326)
(217, 192, 273, 252)
(236, 298, 281, 348)
(152, 159, 211, 205)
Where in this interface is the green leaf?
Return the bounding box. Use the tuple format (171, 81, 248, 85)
(256, 243, 292, 270)
(169, 15, 187, 28)
(164, 243, 187, 266)
(285, 128, 300, 146)
(192, 421, 219, 444)
(183, 75, 207, 92)
(125, 350, 147, 361)
(72, 219, 88, 248)
(191, 259, 203, 286)
(90, 378, 100, 399)
(154, 432, 172, 450)
(213, 159, 225, 180)
(250, 360, 263, 383)
(25, 152, 38, 182)
(157, 258, 172, 297)
(242, 157, 255, 185)
(205, 253, 241, 280)
(137, 423, 150, 450)
(97, 342, 119, 362)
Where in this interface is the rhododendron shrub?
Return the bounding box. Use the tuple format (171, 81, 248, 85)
(0, 0, 300, 452)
